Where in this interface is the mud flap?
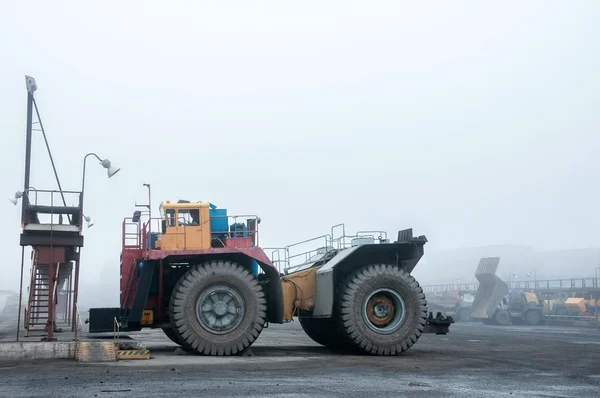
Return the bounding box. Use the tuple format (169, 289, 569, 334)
(423, 311, 455, 335)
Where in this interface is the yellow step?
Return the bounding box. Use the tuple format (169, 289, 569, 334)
(76, 342, 117, 362)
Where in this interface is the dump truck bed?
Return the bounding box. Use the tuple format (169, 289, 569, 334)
(470, 257, 508, 318)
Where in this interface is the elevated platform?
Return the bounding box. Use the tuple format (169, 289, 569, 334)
(17, 189, 84, 341)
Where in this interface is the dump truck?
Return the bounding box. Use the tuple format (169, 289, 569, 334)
(470, 257, 544, 326)
(88, 194, 453, 356)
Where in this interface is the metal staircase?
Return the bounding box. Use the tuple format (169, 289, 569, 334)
(25, 250, 53, 337)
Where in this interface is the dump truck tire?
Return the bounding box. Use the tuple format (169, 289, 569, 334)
(336, 264, 427, 355)
(495, 310, 511, 325)
(457, 308, 471, 322)
(162, 327, 184, 346)
(525, 309, 542, 326)
(169, 260, 267, 356)
(298, 317, 347, 349)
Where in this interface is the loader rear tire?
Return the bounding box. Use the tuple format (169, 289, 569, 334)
(337, 264, 427, 355)
(169, 260, 267, 356)
(298, 317, 346, 349)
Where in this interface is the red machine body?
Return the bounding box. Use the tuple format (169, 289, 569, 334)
(112, 216, 283, 332)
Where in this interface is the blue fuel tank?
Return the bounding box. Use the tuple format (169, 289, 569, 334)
(209, 203, 228, 238)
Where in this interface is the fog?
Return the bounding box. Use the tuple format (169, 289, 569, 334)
(0, 1, 599, 309)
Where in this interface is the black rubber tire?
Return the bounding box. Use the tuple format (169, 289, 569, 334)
(495, 310, 512, 325)
(457, 308, 471, 322)
(169, 260, 267, 356)
(525, 309, 542, 326)
(298, 317, 347, 349)
(336, 264, 427, 355)
(162, 327, 184, 345)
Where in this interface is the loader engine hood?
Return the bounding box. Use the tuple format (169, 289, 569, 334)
(470, 257, 508, 319)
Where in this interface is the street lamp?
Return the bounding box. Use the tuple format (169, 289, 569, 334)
(82, 153, 120, 197)
(508, 273, 518, 289)
(83, 214, 94, 228)
(527, 269, 537, 289)
(81, 153, 120, 227)
(8, 191, 23, 205)
(8, 187, 37, 206)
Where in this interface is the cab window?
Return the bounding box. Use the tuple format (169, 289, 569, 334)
(177, 208, 200, 226)
(166, 209, 176, 227)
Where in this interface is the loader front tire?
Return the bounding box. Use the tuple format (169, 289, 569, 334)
(169, 260, 267, 356)
(337, 264, 427, 355)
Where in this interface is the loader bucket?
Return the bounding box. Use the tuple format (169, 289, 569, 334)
(470, 257, 508, 319)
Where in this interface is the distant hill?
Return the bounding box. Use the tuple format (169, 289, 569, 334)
(413, 245, 600, 285)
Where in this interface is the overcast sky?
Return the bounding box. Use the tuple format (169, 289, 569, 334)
(1, 1, 599, 307)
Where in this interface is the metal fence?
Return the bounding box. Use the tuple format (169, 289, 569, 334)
(422, 278, 600, 294)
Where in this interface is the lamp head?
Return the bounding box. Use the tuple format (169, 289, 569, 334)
(8, 191, 23, 206)
(101, 158, 121, 178)
(84, 215, 94, 228)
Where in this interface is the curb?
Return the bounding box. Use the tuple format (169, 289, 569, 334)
(0, 342, 76, 361)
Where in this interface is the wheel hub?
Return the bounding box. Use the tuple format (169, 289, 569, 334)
(214, 302, 228, 316)
(367, 295, 395, 326)
(363, 288, 406, 334)
(196, 284, 245, 335)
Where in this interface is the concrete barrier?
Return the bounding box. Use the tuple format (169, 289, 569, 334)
(0, 342, 76, 361)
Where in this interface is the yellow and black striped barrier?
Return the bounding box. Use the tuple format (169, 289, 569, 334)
(116, 349, 151, 360)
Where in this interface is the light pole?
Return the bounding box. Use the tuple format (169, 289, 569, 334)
(509, 273, 518, 289)
(72, 152, 119, 331)
(527, 269, 537, 288)
(595, 267, 600, 321)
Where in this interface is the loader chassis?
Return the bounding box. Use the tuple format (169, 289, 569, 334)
(89, 200, 452, 356)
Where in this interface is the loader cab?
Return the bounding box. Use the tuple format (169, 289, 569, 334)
(156, 201, 211, 250)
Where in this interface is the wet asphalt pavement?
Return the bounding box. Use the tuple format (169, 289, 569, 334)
(0, 321, 599, 397)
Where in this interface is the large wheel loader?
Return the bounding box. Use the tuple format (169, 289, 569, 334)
(88, 195, 453, 356)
